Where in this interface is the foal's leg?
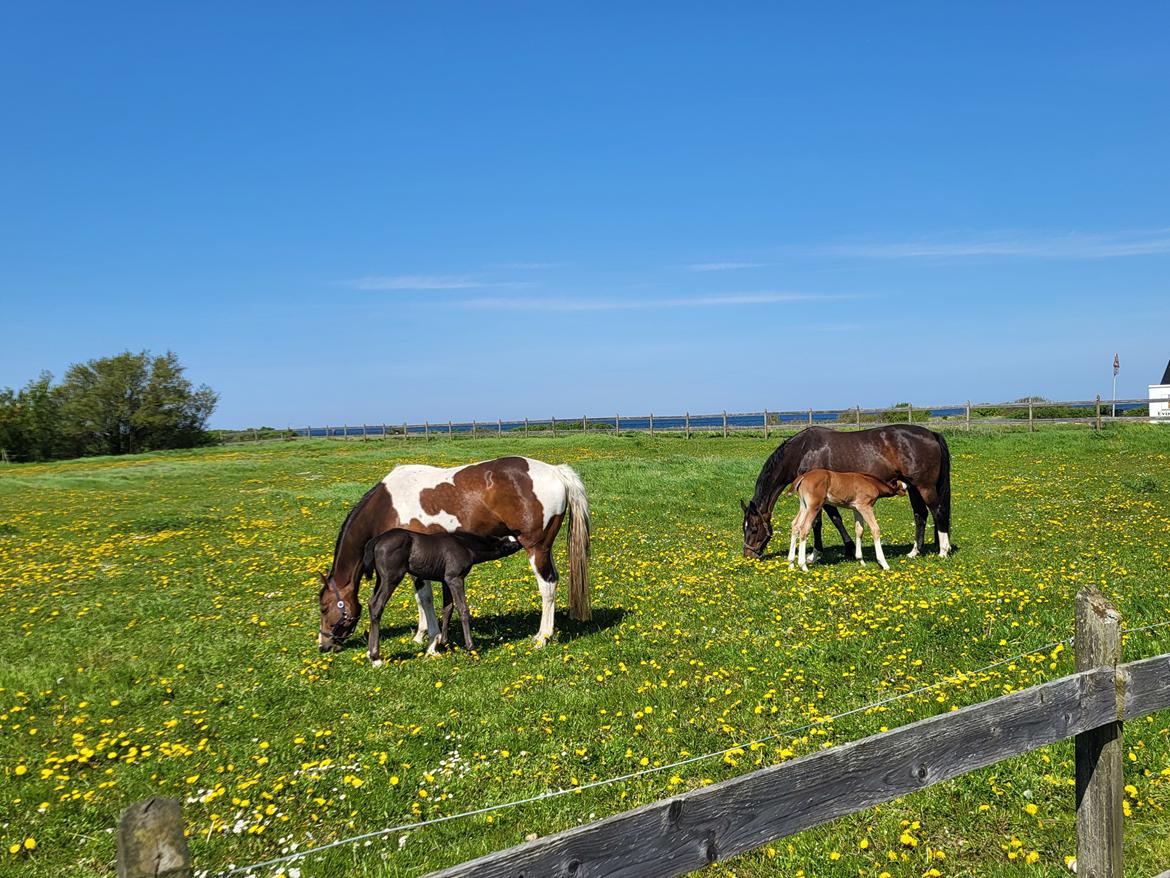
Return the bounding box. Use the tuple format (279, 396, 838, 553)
(445, 575, 475, 653)
(905, 486, 928, 558)
(412, 576, 442, 656)
(852, 510, 866, 565)
(439, 581, 454, 647)
(797, 498, 823, 572)
(367, 570, 403, 666)
(859, 505, 889, 570)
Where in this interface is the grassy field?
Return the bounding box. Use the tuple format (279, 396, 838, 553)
(1, 426, 1169, 878)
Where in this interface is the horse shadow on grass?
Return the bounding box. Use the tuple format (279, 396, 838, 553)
(349, 606, 627, 662)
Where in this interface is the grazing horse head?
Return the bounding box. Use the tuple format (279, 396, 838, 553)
(741, 498, 773, 558)
(318, 573, 360, 652)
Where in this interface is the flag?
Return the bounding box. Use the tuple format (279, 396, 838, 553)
(1113, 353, 1120, 376)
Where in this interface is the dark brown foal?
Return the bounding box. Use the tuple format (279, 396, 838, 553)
(359, 529, 522, 664)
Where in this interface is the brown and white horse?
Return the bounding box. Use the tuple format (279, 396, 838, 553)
(318, 456, 590, 655)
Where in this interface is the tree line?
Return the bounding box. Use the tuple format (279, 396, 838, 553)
(0, 351, 218, 462)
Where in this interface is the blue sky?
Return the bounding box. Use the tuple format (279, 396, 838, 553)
(2, 3, 1168, 427)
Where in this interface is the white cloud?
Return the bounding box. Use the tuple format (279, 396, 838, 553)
(461, 291, 849, 311)
(810, 229, 1170, 260)
(685, 261, 770, 272)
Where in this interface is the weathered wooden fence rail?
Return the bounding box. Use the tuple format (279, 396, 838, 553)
(218, 394, 1170, 444)
(117, 589, 1170, 878)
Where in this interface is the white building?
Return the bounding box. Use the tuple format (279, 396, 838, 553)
(1151, 360, 1170, 421)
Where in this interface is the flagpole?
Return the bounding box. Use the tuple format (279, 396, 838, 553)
(1112, 352, 1118, 418)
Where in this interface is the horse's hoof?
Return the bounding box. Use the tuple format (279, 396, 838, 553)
(879, 563, 890, 571)
(808, 551, 819, 565)
(858, 560, 866, 567)
(532, 634, 550, 649)
(906, 547, 920, 558)
(412, 631, 427, 644)
(787, 562, 794, 570)
(799, 565, 808, 572)
(370, 658, 383, 668)
(939, 550, 950, 559)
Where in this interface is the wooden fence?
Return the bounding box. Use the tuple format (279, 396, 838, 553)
(117, 588, 1169, 878)
(218, 394, 1170, 444)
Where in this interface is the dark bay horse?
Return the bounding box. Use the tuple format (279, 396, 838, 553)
(319, 457, 590, 654)
(741, 425, 951, 560)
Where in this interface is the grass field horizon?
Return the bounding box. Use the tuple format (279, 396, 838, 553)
(2, 426, 1169, 877)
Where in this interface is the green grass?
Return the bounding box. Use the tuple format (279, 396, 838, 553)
(1, 426, 1169, 877)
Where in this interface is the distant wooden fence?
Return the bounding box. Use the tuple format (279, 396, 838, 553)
(218, 394, 1169, 444)
(118, 588, 1169, 878)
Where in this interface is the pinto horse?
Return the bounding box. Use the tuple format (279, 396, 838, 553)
(318, 456, 590, 653)
(741, 424, 951, 560)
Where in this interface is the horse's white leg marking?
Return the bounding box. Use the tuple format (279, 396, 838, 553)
(414, 582, 442, 655)
(938, 531, 951, 558)
(788, 517, 799, 569)
(860, 507, 889, 570)
(906, 543, 920, 559)
(853, 510, 866, 565)
(529, 554, 557, 647)
(412, 596, 429, 643)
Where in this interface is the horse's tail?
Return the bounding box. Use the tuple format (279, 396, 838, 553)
(555, 464, 592, 622)
(934, 431, 952, 534)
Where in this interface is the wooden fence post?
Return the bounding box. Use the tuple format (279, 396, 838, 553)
(472, 420, 477, 439)
(763, 409, 769, 439)
(855, 406, 861, 430)
(649, 413, 654, 437)
(1095, 395, 1102, 432)
(425, 421, 430, 441)
(582, 414, 588, 434)
(1028, 400, 1034, 433)
(551, 416, 557, 438)
(807, 408, 813, 427)
(723, 410, 728, 438)
(448, 420, 453, 439)
(525, 417, 529, 438)
(965, 402, 971, 432)
(117, 797, 191, 878)
(362, 423, 368, 441)
(615, 413, 620, 433)
(402, 420, 407, 440)
(1075, 586, 1124, 878)
(907, 403, 913, 424)
(498, 418, 502, 438)
(685, 411, 690, 439)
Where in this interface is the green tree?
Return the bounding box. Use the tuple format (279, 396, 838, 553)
(0, 372, 62, 461)
(55, 351, 217, 457)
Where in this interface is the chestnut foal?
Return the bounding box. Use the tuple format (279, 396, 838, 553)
(787, 469, 906, 572)
(360, 530, 522, 664)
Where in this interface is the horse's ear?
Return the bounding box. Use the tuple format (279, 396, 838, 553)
(739, 498, 749, 514)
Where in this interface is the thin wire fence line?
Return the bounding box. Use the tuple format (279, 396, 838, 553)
(211, 636, 1074, 878)
(1121, 619, 1170, 636)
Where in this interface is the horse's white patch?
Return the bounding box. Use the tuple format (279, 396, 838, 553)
(525, 458, 568, 530)
(939, 531, 951, 557)
(382, 464, 469, 531)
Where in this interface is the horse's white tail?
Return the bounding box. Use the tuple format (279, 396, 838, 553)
(555, 464, 592, 621)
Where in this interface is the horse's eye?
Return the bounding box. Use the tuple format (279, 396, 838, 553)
(337, 601, 345, 610)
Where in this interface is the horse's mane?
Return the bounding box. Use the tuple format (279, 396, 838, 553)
(751, 431, 809, 508)
(329, 484, 381, 575)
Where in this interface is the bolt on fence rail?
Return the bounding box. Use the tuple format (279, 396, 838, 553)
(117, 588, 1170, 878)
(215, 395, 1170, 444)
